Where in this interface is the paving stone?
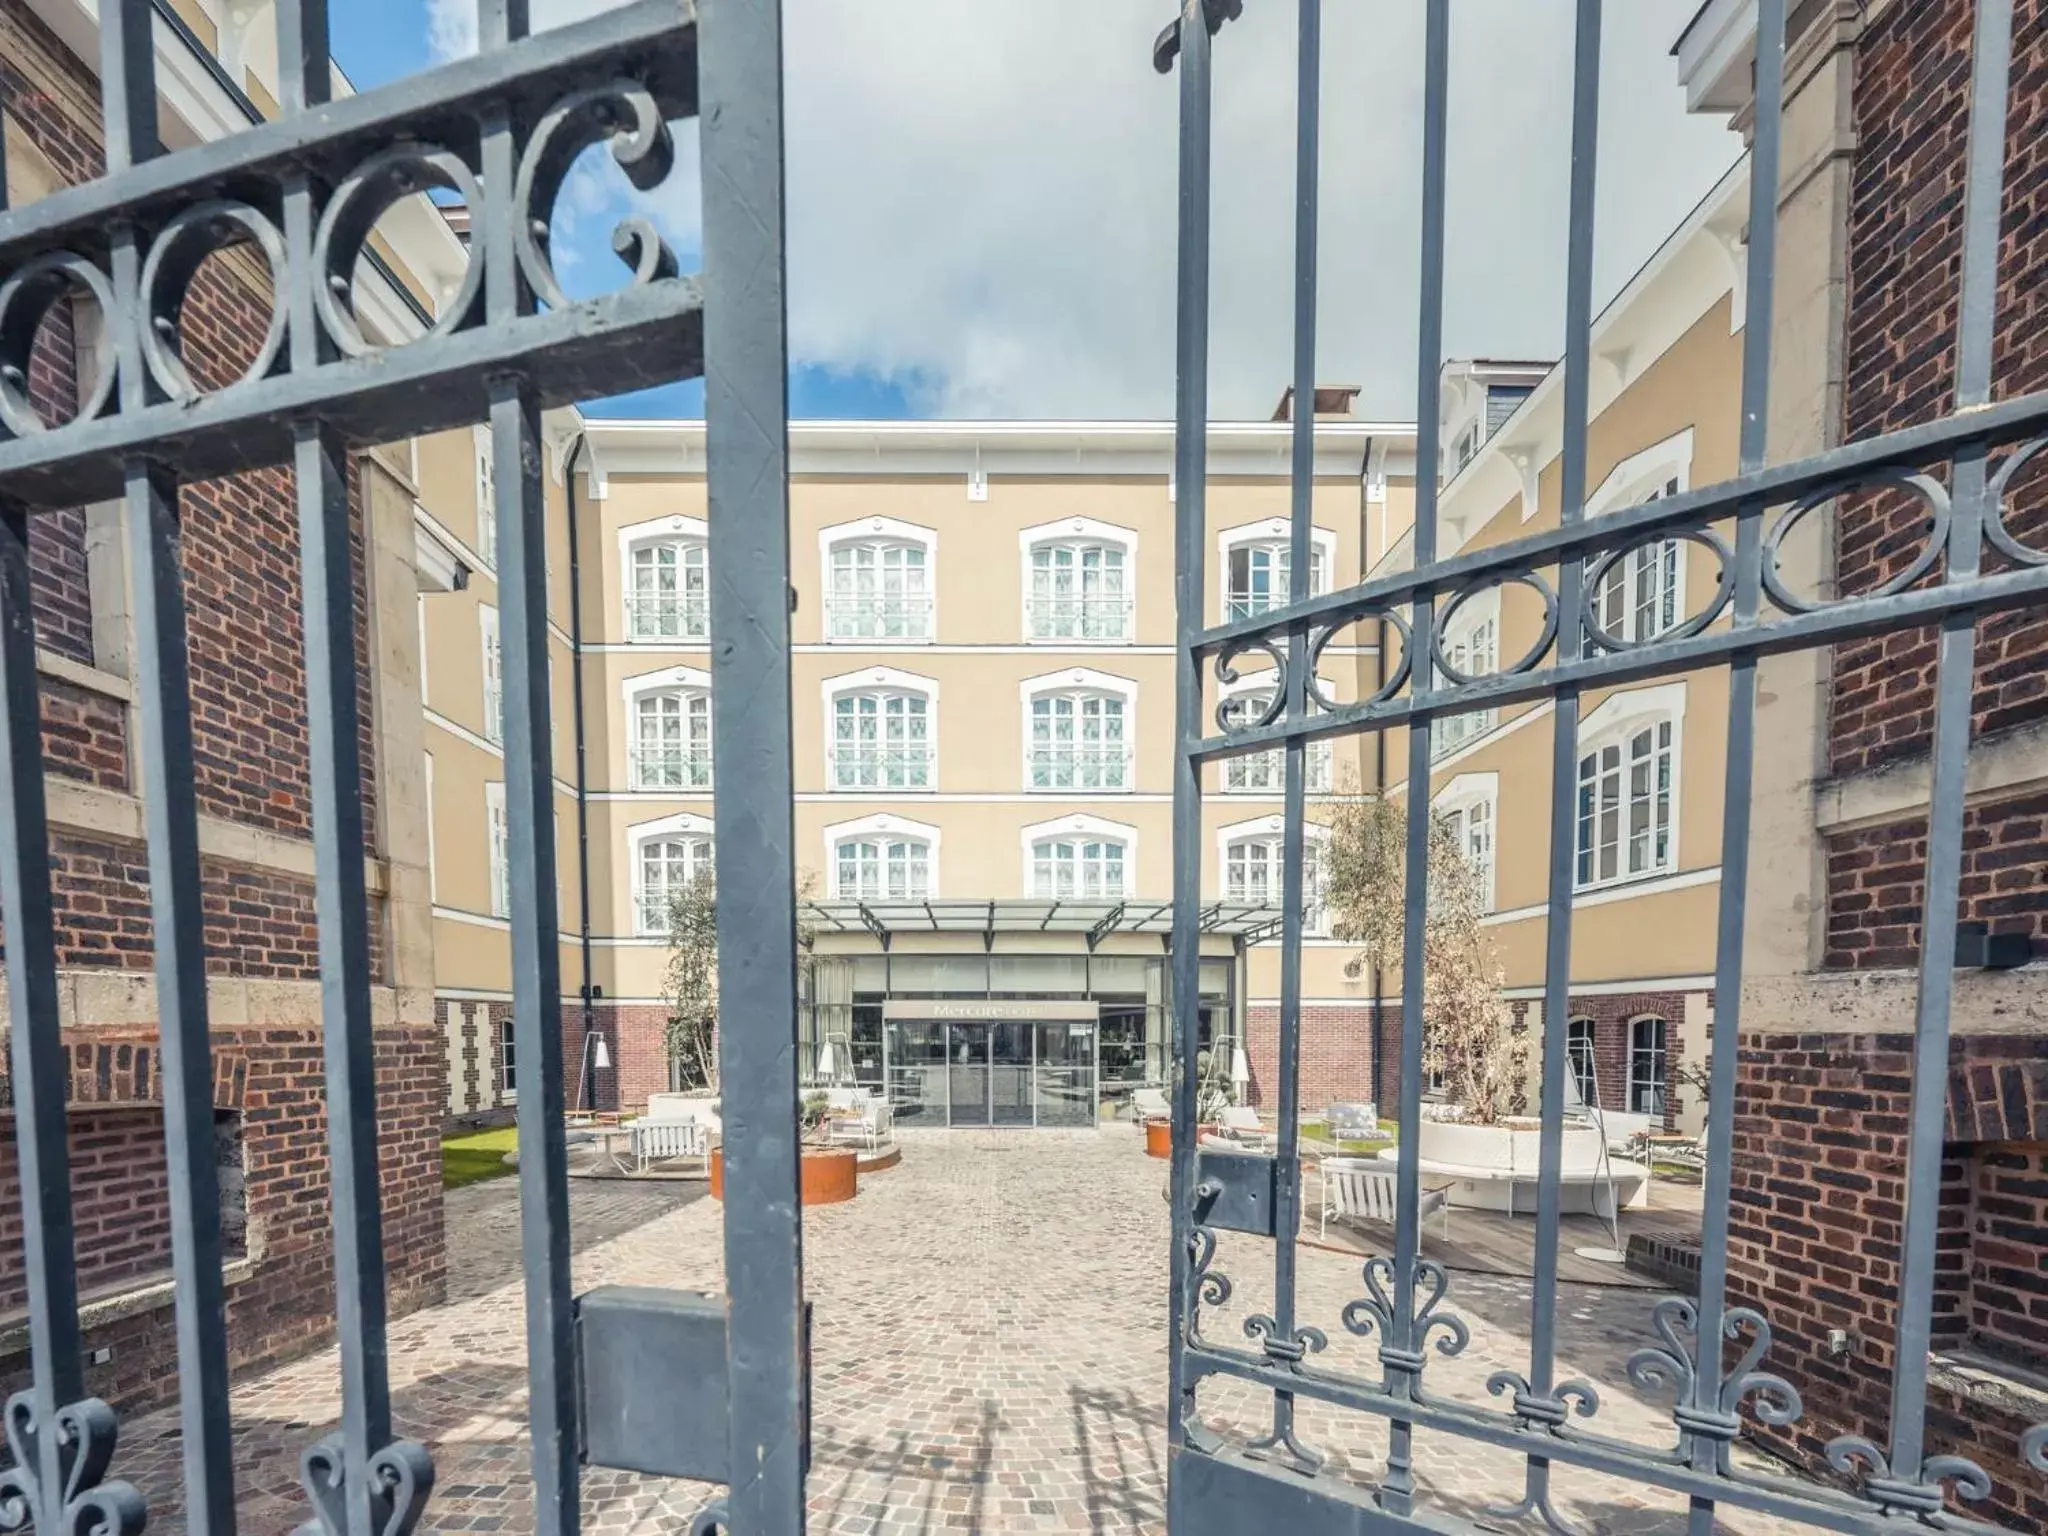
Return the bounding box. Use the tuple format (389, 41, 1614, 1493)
(106, 1129, 1823, 1533)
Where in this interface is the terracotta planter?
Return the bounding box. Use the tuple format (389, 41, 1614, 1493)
(1143, 1120, 1220, 1158)
(710, 1145, 858, 1206)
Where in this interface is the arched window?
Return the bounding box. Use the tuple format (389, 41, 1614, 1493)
(1221, 822, 1328, 935)
(620, 517, 710, 641)
(1220, 678, 1333, 793)
(1628, 1016, 1669, 1117)
(1023, 671, 1133, 791)
(637, 830, 713, 935)
(829, 679, 934, 789)
(1576, 719, 1677, 888)
(1435, 773, 1497, 914)
(1220, 521, 1334, 620)
(834, 835, 932, 900)
(1586, 430, 1692, 650)
(821, 518, 936, 640)
(1565, 1017, 1597, 1110)
(1022, 519, 1135, 641)
(1435, 586, 1499, 758)
(631, 688, 712, 789)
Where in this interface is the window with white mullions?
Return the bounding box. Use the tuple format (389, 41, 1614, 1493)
(1220, 686, 1332, 792)
(832, 690, 931, 789)
(1439, 797, 1495, 913)
(828, 538, 931, 640)
(1029, 691, 1129, 790)
(1225, 540, 1326, 620)
(1224, 835, 1327, 935)
(1592, 475, 1684, 645)
(1575, 718, 1676, 888)
(1031, 837, 1126, 899)
(473, 425, 496, 569)
(1566, 1017, 1598, 1110)
(1028, 540, 1130, 640)
(499, 1017, 516, 1096)
(632, 690, 713, 789)
(836, 836, 931, 900)
(485, 782, 509, 919)
(1433, 610, 1499, 758)
(638, 834, 713, 935)
(627, 538, 710, 640)
(1628, 1015, 1669, 1117)
(480, 604, 503, 744)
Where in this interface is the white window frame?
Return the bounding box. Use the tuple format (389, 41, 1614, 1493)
(1573, 681, 1686, 891)
(1565, 1017, 1597, 1110)
(1217, 669, 1335, 793)
(479, 603, 502, 745)
(1217, 814, 1331, 937)
(1627, 1015, 1670, 1118)
(1218, 519, 1336, 621)
(628, 811, 715, 936)
(499, 1016, 516, 1101)
(1020, 813, 1137, 899)
(618, 515, 711, 643)
(622, 665, 714, 791)
(823, 666, 939, 792)
(423, 750, 436, 903)
(473, 424, 496, 570)
(1433, 584, 1500, 759)
(485, 780, 508, 918)
(1020, 668, 1136, 793)
(1585, 429, 1693, 648)
(818, 516, 937, 642)
(1018, 516, 1137, 642)
(1433, 770, 1498, 914)
(824, 813, 942, 901)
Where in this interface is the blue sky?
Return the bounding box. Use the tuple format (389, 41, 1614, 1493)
(333, 0, 1740, 425)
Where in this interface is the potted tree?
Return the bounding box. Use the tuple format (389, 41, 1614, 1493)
(1144, 1048, 1232, 1158)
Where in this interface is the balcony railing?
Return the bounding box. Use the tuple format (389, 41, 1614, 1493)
(829, 744, 934, 790)
(823, 592, 933, 641)
(1025, 593, 1134, 642)
(1225, 589, 1301, 621)
(1225, 742, 1333, 793)
(630, 746, 714, 790)
(625, 592, 710, 640)
(637, 894, 672, 936)
(1027, 744, 1131, 791)
(1432, 707, 1497, 760)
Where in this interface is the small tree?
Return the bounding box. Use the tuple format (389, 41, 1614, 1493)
(1322, 787, 1525, 1124)
(661, 867, 820, 1093)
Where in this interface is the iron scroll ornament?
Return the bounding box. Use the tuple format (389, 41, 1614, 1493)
(296, 1432, 436, 1536)
(1624, 1297, 1802, 1473)
(1341, 1253, 1471, 1404)
(1821, 1436, 1993, 1521)
(0, 1393, 146, 1536)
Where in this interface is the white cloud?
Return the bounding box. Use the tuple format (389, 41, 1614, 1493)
(435, 0, 1738, 420)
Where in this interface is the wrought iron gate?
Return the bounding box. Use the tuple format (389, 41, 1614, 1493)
(0, 1, 802, 1534)
(1160, 0, 2048, 1531)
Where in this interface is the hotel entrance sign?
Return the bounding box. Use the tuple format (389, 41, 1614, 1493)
(881, 999, 1100, 1024)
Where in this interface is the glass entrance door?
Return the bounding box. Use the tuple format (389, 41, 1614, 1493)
(946, 1022, 989, 1127)
(1034, 1023, 1095, 1127)
(990, 1022, 1032, 1126)
(885, 1016, 1101, 1127)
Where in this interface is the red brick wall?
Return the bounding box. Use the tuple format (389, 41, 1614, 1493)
(1730, 1030, 2048, 1527)
(1243, 1003, 1376, 1114)
(1823, 792, 2048, 968)
(1831, 0, 2048, 777)
(39, 677, 129, 791)
(0, 1108, 175, 1310)
(573, 1002, 675, 1114)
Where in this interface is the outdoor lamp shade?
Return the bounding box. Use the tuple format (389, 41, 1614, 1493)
(1231, 1042, 1250, 1087)
(593, 1035, 611, 1070)
(816, 1040, 836, 1080)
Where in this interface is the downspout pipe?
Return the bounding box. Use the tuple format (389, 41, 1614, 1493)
(565, 433, 597, 1109)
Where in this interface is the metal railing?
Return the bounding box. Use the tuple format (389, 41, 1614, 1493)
(823, 592, 933, 640)
(1026, 743, 1131, 790)
(829, 744, 934, 789)
(629, 745, 713, 790)
(623, 592, 709, 640)
(1225, 741, 1331, 793)
(1025, 592, 1134, 641)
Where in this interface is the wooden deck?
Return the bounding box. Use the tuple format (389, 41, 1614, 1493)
(1307, 1179, 1704, 1288)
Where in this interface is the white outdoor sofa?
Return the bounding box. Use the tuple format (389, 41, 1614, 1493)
(630, 1117, 710, 1176)
(1377, 1120, 1649, 1220)
(1319, 1156, 1450, 1241)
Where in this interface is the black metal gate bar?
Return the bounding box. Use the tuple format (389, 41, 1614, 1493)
(698, 1, 808, 1530)
(105, 2, 242, 1525)
(1164, 0, 1217, 1468)
(1884, 0, 2015, 1503)
(1685, 2, 1786, 1531)
(1378, 1, 1452, 1513)
(1252, 0, 1320, 1472)
(1502, 4, 1602, 1529)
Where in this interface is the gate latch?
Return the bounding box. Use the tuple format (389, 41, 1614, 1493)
(574, 1286, 812, 1484)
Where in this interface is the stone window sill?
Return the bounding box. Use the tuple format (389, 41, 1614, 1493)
(36, 648, 131, 703)
(0, 1257, 257, 1362)
(1928, 1350, 2048, 1421)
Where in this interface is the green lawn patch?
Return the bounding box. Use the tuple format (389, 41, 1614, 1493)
(443, 1125, 518, 1189)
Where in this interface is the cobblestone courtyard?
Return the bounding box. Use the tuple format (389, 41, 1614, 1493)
(112, 1130, 1816, 1533)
